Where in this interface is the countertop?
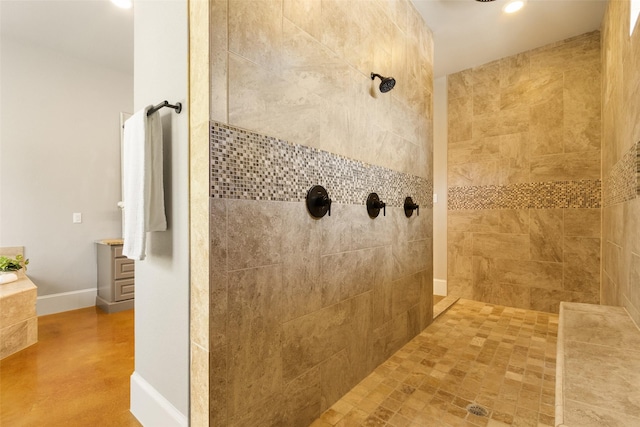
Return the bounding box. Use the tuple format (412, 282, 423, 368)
(95, 238, 124, 246)
(0, 274, 36, 298)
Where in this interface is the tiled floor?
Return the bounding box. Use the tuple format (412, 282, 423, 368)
(434, 296, 460, 320)
(311, 299, 558, 427)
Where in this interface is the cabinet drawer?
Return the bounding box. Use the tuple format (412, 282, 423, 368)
(114, 258, 135, 279)
(115, 278, 135, 301)
(113, 245, 125, 258)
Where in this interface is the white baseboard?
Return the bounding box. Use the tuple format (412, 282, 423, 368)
(434, 279, 447, 296)
(37, 288, 97, 316)
(131, 372, 188, 427)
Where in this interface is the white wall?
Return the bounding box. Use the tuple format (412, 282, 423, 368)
(129, 1, 189, 425)
(433, 76, 448, 295)
(0, 36, 132, 313)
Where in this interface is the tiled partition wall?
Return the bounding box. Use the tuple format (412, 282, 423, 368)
(601, 1, 640, 326)
(210, 123, 432, 426)
(205, 1, 434, 425)
(447, 31, 602, 313)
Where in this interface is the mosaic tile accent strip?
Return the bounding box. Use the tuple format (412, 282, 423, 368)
(448, 180, 601, 210)
(603, 141, 639, 206)
(211, 122, 433, 208)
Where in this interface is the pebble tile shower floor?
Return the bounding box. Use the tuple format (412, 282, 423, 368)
(311, 299, 558, 427)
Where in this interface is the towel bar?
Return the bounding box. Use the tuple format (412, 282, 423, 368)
(147, 100, 182, 116)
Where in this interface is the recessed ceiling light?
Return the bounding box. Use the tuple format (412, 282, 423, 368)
(502, 0, 524, 13)
(111, 0, 132, 9)
(503, 0, 525, 13)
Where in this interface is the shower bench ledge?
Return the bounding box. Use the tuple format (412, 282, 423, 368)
(556, 302, 640, 426)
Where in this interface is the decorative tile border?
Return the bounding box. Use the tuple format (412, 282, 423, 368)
(210, 122, 433, 208)
(603, 141, 639, 206)
(450, 140, 639, 210)
(448, 180, 601, 210)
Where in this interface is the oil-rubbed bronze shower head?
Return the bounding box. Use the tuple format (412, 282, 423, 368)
(371, 73, 396, 93)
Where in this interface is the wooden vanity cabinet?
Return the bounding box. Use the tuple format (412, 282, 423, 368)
(96, 241, 134, 313)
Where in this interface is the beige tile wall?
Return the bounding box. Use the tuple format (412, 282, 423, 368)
(212, 0, 433, 180)
(207, 0, 434, 425)
(189, 0, 211, 424)
(447, 31, 602, 313)
(602, 0, 640, 326)
(210, 200, 433, 426)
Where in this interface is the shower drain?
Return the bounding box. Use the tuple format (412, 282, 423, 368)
(466, 403, 489, 417)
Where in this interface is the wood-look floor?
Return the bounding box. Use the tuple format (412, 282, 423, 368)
(0, 307, 141, 426)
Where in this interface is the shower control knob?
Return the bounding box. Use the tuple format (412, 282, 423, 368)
(404, 197, 419, 217)
(367, 193, 386, 218)
(318, 195, 332, 215)
(306, 185, 332, 218)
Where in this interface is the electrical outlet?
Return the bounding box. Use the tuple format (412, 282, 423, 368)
(73, 213, 82, 224)
(433, 193, 438, 203)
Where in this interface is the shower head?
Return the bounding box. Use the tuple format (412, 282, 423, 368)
(371, 73, 396, 93)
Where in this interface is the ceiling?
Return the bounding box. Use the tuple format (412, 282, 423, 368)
(0, 0, 133, 74)
(0, 0, 607, 79)
(412, 0, 608, 78)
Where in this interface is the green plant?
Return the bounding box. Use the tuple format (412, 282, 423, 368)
(0, 254, 29, 272)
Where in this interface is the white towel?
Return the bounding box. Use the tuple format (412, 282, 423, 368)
(0, 273, 18, 285)
(122, 106, 167, 260)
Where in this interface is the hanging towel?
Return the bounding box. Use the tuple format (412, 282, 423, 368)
(122, 106, 167, 260)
